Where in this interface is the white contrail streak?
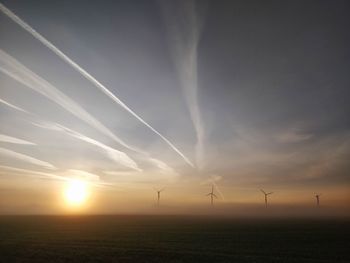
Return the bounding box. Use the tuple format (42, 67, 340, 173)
(149, 158, 177, 175)
(0, 97, 172, 173)
(0, 165, 66, 181)
(33, 121, 141, 171)
(159, 0, 205, 168)
(0, 134, 36, 145)
(0, 3, 194, 168)
(0, 96, 141, 171)
(0, 165, 111, 187)
(0, 49, 139, 153)
(0, 147, 56, 170)
(0, 98, 29, 113)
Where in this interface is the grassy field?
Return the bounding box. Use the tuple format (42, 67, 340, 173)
(0, 215, 349, 262)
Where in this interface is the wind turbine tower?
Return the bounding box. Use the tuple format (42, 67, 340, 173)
(260, 189, 273, 208)
(315, 194, 321, 206)
(206, 185, 217, 206)
(156, 188, 164, 206)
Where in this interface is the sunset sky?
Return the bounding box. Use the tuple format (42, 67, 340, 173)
(0, 0, 349, 214)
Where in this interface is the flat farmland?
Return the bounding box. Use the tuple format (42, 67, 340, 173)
(0, 216, 349, 262)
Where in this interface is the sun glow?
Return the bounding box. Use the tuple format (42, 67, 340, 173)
(64, 180, 89, 206)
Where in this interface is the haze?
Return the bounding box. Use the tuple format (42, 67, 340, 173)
(0, 0, 349, 216)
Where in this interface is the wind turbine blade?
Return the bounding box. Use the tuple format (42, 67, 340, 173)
(213, 194, 218, 199)
(260, 189, 266, 195)
(206, 193, 211, 196)
(267, 192, 273, 195)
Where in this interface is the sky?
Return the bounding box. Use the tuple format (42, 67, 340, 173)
(0, 0, 349, 215)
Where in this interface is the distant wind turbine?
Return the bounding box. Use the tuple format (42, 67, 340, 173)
(206, 185, 217, 206)
(315, 194, 321, 206)
(260, 189, 273, 208)
(155, 188, 164, 206)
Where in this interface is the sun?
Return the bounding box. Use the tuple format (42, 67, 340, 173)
(64, 180, 89, 206)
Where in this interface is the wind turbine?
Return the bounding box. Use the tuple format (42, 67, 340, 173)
(315, 194, 321, 206)
(155, 188, 164, 206)
(260, 189, 273, 208)
(206, 185, 217, 206)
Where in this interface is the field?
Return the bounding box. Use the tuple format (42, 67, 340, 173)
(0, 215, 349, 262)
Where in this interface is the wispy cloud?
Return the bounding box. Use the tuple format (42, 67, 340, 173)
(277, 129, 313, 143)
(103, 169, 176, 183)
(159, 0, 206, 169)
(0, 98, 28, 113)
(102, 170, 140, 180)
(0, 134, 35, 145)
(0, 148, 55, 170)
(33, 121, 141, 171)
(0, 165, 111, 187)
(0, 165, 66, 180)
(149, 158, 177, 175)
(0, 96, 173, 174)
(0, 3, 194, 168)
(0, 49, 139, 153)
(65, 169, 100, 182)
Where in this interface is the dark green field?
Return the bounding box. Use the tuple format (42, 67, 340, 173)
(0, 216, 349, 262)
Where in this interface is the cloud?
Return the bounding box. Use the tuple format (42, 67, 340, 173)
(0, 52, 179, 175)
(0, 165, 111, 187)
(0, 98, 28, 113)
(62, 169, 113, 187)
(0, 49, 138, 152)
(0, 147, 56, 170)
(149, 158, 178, 175)
(0, 134, 35, 145)
(301, 135, 350, 180)
(102, 169, 176, 184)
(0, 96, 173, 174)
(159, 0, 206, 169)
(102, 170, 140, 180)
(0, 97, 141, 171)
(0, 165, 66, 180)
(33, 121, 141, 171)
(277, 129, 313, 143)
(64, 169, 100, 182)
(0, 3, 194, 168)
(201, 174, 223, 185)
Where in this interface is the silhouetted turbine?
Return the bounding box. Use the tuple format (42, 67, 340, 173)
(315, 194, 321, 206)
(206, 185, 218, 206)
(155, 188, 164, 206)
(260, 189, 273, 208)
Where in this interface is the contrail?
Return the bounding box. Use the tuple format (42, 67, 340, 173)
(0, 96, 173, 173)
(0, 98, 29, 113)
(159, 0, 206, 169)
(0, 165, 66, 181)
(0, 165, 112, 187)
(67, 169, 100, 182)
(0, 95, 141, 171)
(33, 121, 141, 171)
(149, 158, 177, 175)
(0, 49, 140, 153)
(0, 134, 36, 145)
(0, 2, 194, 168)
(0, 147, 56, 170)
